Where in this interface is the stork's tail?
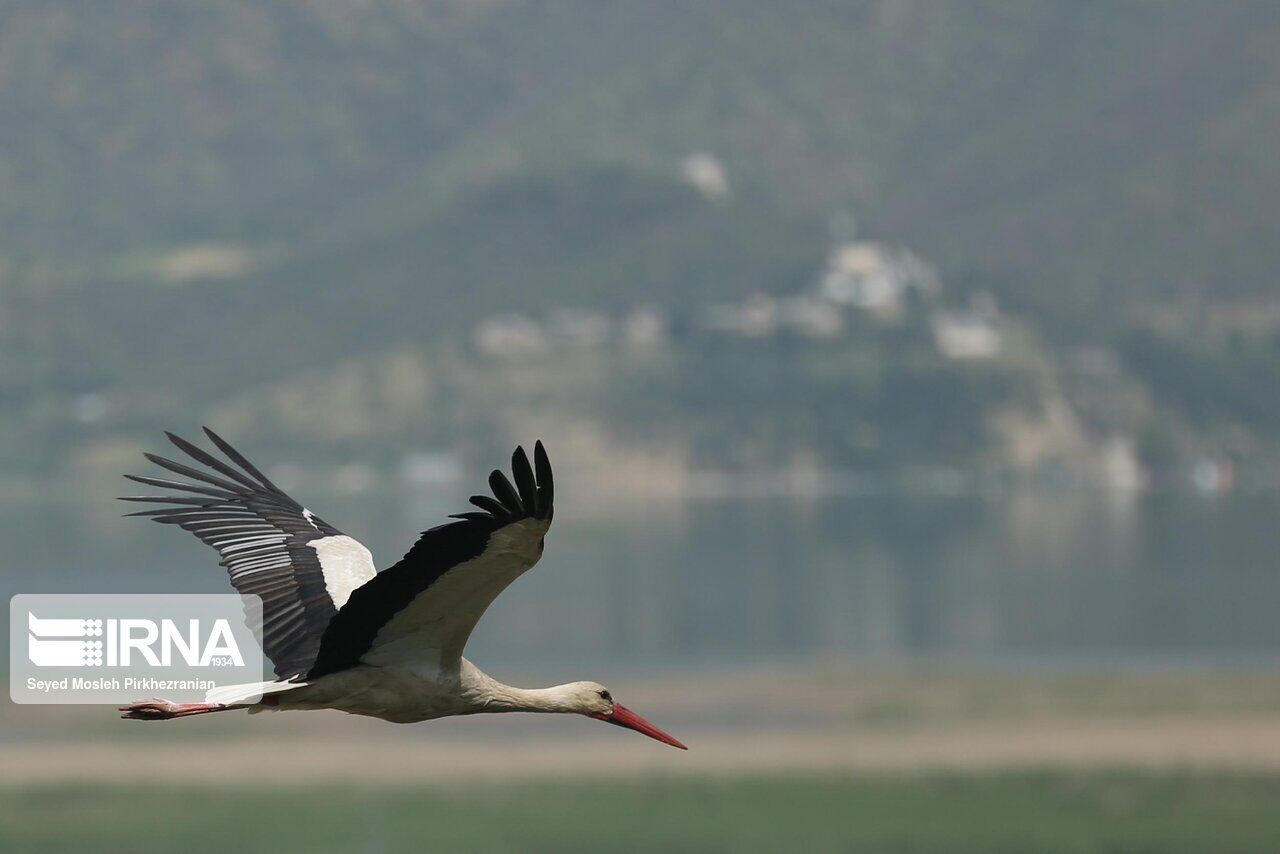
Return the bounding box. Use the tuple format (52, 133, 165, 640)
(119, 699, 228, 720)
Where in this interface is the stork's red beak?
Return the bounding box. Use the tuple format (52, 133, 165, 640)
(590, 704, 687, 750)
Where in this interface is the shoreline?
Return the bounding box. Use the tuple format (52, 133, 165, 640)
(6, 666, 1280, 786)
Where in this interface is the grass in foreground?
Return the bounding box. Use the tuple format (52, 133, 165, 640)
(5, 771, 1280, 853)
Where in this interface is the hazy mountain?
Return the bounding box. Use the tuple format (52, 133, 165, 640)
(3, 1, 1279, 475)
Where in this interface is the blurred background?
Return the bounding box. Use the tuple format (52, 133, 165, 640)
(4, 1, 1280, 850)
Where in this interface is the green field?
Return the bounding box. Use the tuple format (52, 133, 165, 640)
(6, 772, 1280, 853)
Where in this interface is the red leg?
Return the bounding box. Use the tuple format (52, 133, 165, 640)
(118, 698, 228, 720)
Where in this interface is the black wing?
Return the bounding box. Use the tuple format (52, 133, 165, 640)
(121, 428, 376, 680)
(307, 441, 553, 679)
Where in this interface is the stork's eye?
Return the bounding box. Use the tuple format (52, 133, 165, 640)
(598, 690, 612, 702)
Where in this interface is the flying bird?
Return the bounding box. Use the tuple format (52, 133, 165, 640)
(116, 428, 685, 750)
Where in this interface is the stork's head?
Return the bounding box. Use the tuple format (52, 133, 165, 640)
(565, 681, 687, 750)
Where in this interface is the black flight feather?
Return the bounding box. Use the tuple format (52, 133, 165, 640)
(143, 452, 244, 494)
(203, 426, 284, 493)
(511, 446, 537, 514)
(123, 473, 237, 499)
(165, 431, 262, 492)
(533, 440, 553, 519)
(468, 495, 508, 517)
(488, 469, 522, 515)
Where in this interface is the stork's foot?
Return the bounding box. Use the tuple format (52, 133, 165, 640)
(119, 698, 225, 720)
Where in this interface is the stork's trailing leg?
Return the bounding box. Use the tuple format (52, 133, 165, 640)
(118, 699, 228, 720)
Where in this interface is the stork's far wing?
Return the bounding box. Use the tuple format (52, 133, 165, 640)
(121, 428, 376, 680)
(306, 442, 553, 679)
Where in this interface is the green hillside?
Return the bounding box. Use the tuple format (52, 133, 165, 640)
(2, 1, 1279, 480)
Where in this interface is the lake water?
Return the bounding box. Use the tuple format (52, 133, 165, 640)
(3, 484, 1277, 671)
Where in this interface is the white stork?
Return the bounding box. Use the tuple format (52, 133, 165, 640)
(116, 428, 685, 750)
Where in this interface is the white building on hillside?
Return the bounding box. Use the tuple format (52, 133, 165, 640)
(820, 242, 940, 320)
(931, 311, 1002, 360)
(681, 152, 731, 201)
(474, 315, 547, 358)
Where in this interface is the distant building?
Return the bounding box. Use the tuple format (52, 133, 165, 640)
(931, 311, 1002, 359)
(681, 152, 730, 201)
(622, 307, 669, 348)
(155, 243, 252, 282)
(819, 242, 939, 320)
(821, 267, 901, 316)
(1100, 435, 1147, 493)
(474, 315, 546, 357)
(1191, 458, 1235, 495)
(830, 242, 889, 279)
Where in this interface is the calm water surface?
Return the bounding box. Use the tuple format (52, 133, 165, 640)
(2, 485, 1277, 670)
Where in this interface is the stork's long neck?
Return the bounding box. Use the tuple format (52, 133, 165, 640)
(462, 661, 579, 714)
(479, 681, 579, 713)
